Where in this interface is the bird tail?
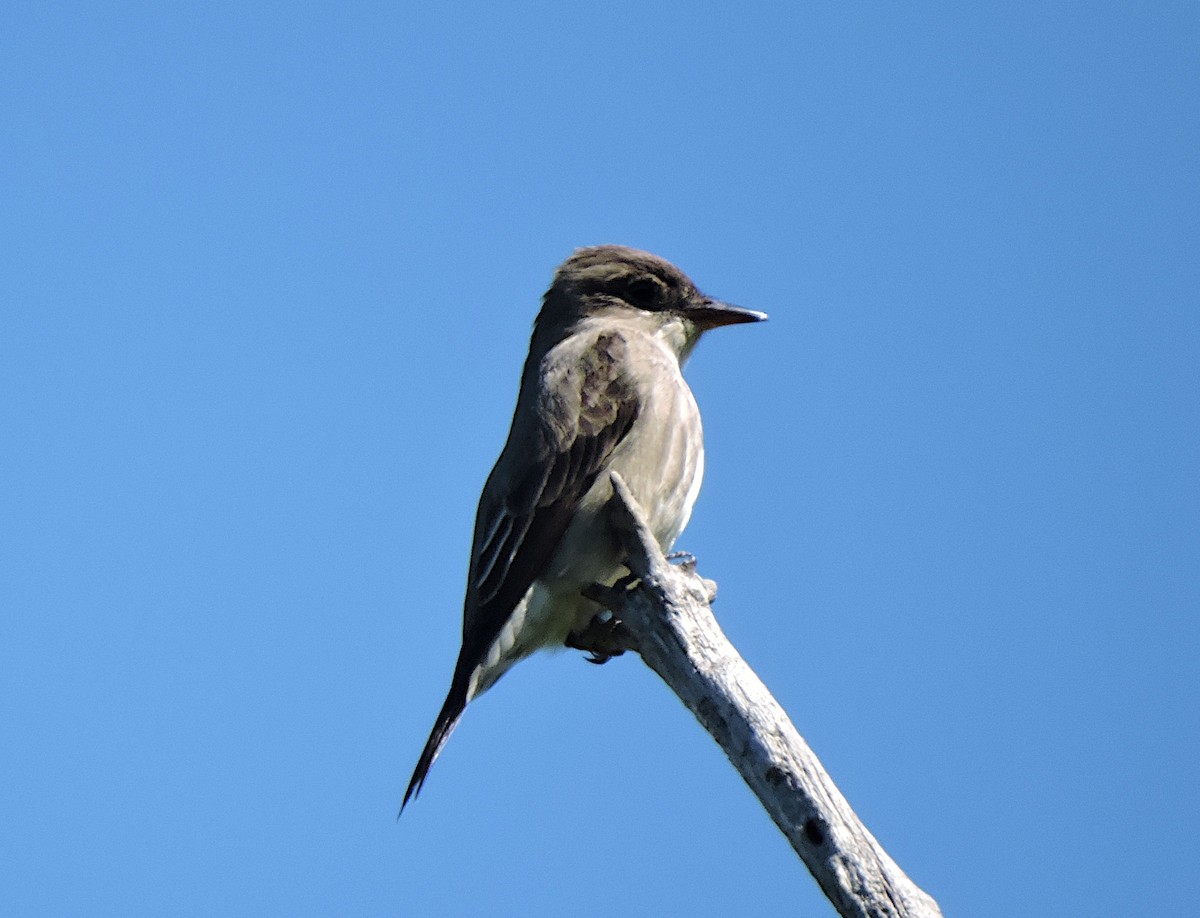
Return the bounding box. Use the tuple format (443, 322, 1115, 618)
(399, 682, 469, 816)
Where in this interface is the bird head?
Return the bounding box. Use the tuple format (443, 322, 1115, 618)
(535, 245, 766, 356)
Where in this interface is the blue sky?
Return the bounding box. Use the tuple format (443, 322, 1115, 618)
(3, 2, 1197, 915)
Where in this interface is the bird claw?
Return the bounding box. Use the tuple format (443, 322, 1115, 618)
(565, 609, 639, 663)
(666, 549, 697, 570)
(612, 571, 640, 591)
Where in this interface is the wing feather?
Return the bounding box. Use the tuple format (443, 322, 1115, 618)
(401, 329, 640, 810)
(463, 330, 639, 654)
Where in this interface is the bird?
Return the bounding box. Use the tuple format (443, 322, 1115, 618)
(401, 245, 765, 811)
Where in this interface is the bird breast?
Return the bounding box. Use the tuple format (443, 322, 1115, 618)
(609, 356, 705, 552)
(558, 329, 705, 582)
(514, 327, 705, 658)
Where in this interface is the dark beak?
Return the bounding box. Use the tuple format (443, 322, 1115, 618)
(687, 297, 768, 329)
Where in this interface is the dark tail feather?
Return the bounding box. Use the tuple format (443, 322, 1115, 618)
(399, 683, 469, 816)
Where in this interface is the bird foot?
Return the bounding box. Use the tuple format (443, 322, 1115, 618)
(666, 549, 697, 570)
(565, 609, 639, 664)
(580, 571, 640, 608)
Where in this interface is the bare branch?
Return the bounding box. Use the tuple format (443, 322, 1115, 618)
(602, 471, 943, 918)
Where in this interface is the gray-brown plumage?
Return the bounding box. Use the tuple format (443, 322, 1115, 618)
(401, 245, 765, 811)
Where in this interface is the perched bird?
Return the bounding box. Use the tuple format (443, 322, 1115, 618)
(401, 245, 765, 811)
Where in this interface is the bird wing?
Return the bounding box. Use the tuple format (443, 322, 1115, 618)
(464, 329, 641, 655)
(401, 329, 640, 811)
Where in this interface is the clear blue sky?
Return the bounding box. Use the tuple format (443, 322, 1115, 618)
(3, 2, 1197, 916)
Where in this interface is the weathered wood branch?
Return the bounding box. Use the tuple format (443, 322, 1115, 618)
(596, 471, 943, 918)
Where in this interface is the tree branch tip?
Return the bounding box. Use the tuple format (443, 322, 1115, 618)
(605, 471, 663, 577)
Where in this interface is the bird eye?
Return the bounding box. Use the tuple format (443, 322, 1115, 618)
(619, 276, 662, 307)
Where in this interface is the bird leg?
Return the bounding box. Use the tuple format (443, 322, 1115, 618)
(568, 575, 642, 663)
